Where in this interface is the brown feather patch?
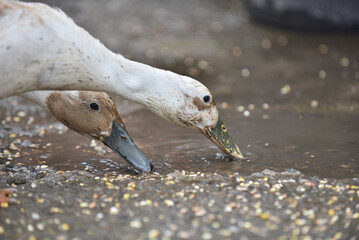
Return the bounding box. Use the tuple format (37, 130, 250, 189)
(46, 91, 121, 139)
(192, 97, 211, 111)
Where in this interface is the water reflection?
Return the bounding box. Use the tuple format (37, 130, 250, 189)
(2, 105, 356, 179)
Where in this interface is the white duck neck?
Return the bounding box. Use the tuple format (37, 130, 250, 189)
(40, 44, 181, 114)
(1, 0, 181, 111)
(106, 53, 179, 102)
(32, 33, 178, 105)
(20, 91, 50, 109)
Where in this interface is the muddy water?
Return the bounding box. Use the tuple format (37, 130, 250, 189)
(2, 99, 358, 179)
(128, 108, 359, 178)
(1, 0, 359, 180)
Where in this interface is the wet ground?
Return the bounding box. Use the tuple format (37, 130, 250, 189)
(1, 0, 359, 239)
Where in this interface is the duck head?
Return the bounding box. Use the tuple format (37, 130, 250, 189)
(142, 75, 244, 160)
(45, 91, 154, 172)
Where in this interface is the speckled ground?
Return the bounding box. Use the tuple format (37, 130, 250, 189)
(1, 0, 359, 239)
(1, 166, 359, 240)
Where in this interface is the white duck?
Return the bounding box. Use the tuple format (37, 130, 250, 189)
(0, 0, 243, 159)
(21, 90, 154, 172)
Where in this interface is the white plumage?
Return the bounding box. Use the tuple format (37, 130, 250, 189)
(0, 0, 243, 159)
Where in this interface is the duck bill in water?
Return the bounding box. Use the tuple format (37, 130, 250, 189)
(201, 115, 244, 159)
(101, 120, 154, 172)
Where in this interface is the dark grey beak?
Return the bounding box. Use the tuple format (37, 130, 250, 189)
(102, 120, 154, 172)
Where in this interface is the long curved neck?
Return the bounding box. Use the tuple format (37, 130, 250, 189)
(108, 56, 183, 109)
(0, 0, 182, 112)
(33, 46, 182, 117)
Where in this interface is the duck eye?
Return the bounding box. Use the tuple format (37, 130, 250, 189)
(90, 102, 99, 110)
(203, 95, 210, 103)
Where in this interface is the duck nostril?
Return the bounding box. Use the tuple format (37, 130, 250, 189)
(120, 136, 127, 141)
(149, 162, 155, 172)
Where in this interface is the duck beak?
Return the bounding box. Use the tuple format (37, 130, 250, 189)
(102, 120, 154, 172)
(201, 115, 244, 159)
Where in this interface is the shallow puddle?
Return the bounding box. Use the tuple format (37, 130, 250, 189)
(2, 104, 358, 179)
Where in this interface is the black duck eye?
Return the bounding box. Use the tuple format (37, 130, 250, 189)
(203, 95, 210, 103)
(90, 102, 99, 110)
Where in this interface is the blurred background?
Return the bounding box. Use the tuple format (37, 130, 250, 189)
(1, 0, 359, 178)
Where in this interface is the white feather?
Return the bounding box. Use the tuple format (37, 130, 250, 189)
(0, 0, 218, 129)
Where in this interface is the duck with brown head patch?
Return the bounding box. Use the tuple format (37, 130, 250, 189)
(21, 90, 154, 172)
(0, 0, 243, 160)
(143, 75, 244, 160)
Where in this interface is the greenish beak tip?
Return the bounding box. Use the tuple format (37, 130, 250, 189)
(201, 115, 244, 159)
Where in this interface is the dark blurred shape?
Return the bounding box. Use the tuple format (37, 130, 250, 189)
(242, 0, 359, 31)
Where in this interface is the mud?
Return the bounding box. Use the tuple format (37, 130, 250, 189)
(1, 0, 359, 239)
